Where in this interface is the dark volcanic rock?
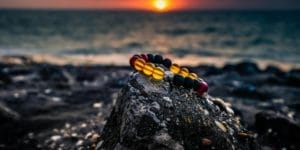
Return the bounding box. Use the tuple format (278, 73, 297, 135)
(255, 111, 300, 149)
(0, 102, 20, 122)
(222, 61, 260, 75)
(98, 73, 259, 150)
(0, 69, 12, 84)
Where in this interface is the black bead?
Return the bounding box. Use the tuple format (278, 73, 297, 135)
(154, 55, 163, 64)
(173, 74, 184, 86)
(163, 58, 172, 68)
(193, 79, 201, 91)
(147, 54, 154, 62)
(183, 77, 194, 89)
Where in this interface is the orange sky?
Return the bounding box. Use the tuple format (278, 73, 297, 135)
(0, 0, 299, 10)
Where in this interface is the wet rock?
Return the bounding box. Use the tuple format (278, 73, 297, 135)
(223, 64, 236, 72)
(37, 64, 72, 83)
(232, 84, 257, 96)
(0, 102, 20, 122)
(0, 70, 12, 84)
(255, 111, 300, 149)
(99, 73, 259, 150)
(236, 61, 260, 75)
(286, 70, 300, 86)
(203, 66, 223, 76)
(264, 65, 284, 75)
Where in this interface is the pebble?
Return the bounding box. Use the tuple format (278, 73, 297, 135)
(44, 89, 52, 94)
(76, 140, 83, 146)
(215, 120, 227, 132)
(93, 102, 103, 108)
(65, 123, 71, 129)
(91, 134, 101, 143)
(71, 133, 78, 137)
(80, 123, 87, 128)
(51, 97, 62, 102)
(201, 138, 212, 146)
(51, 135, 62, 141)
(85, 132, 93, 140)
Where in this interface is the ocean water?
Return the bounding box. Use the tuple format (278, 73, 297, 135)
(0, 10, 299, 66)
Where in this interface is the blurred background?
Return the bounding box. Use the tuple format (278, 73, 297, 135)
(0, 0, 300, 150)
(0, 0, 299, 68)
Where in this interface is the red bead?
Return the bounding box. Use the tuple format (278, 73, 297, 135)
(140, 54, 148, 62)
(196, 80, 208, 96)
(129, 55, 140, 68)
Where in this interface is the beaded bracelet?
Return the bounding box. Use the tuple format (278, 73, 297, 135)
(129, 54, 208, 96)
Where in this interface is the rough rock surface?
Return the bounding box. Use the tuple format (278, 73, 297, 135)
(98, 73, 259, 150)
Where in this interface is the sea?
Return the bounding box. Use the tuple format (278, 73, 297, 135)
(0, 9, 299, 68)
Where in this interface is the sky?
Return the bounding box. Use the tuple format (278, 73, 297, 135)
(0, 0, 299, 11)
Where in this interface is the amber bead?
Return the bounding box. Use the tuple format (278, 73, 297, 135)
(188, 73, 198, 80)
(170, 64, 181, 74)
(183, 77, 194, 89)
(173, 74, 184, 86)
(179, 67, 189, 77)
(152, 67, 164, 80)
(196, 80, 208, 96)
(134, 58, 146, 71)
(129, 55, 140, 68)
(143, 63, 155, 76)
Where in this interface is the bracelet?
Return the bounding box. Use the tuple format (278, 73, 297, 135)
(129, 54, 208, 96)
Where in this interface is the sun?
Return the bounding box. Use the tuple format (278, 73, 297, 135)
(153, 0, 169, 11)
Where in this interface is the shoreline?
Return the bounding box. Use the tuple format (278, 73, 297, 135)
(0, 56, 299, 149)
(1, 54, 298, 71)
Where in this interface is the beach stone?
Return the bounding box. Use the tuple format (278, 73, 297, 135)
(0, 70, 12, 84)
(236, 61, 260, 75)
(38, 64, 70, 82)
(0, 102, 20, 122)
(264, 65, 283, 75)
(286, 70, 300, 86)
(255, 111, 300, 149)
(98, 73, 259, 150)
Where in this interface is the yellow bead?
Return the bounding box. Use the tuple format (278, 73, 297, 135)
(152, 67, 164, 80)
(143, 63, 155, 76)
(188, 73, 198, 79)
(134, 58, 145, 71)
(179, 67, 189, 77)
(170, 64, 180, 74)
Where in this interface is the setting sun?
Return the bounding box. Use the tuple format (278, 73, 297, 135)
(153, 0, 169, 11)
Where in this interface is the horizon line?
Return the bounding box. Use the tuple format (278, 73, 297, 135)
(0, 7, 299, 12)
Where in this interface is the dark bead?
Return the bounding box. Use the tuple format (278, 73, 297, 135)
(173, 74, 184, 86)
(183, 77, 194, 89)
(163, 58, 172, 68)
(196, 80, 209, 96)
(147, 54, 154, 62)
(154, 55, 163, 64)
(193, 79, 200, 91)
(141, 54, 148, 62)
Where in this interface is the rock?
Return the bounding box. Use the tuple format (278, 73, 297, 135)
(236, 61, 260, 75)
(200, 65, 223, 76)
(98, 73, 259, 150)
(0, 70, 12, 84)
(264, 65, 284, 75)
(223, 64, 236, 72)
(0, 102, 20, 122)
(286, 70, 300, 87)
(223, 61, 260, 75)
(37, 64, 73, 83)
(255, 111, 300, 149)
